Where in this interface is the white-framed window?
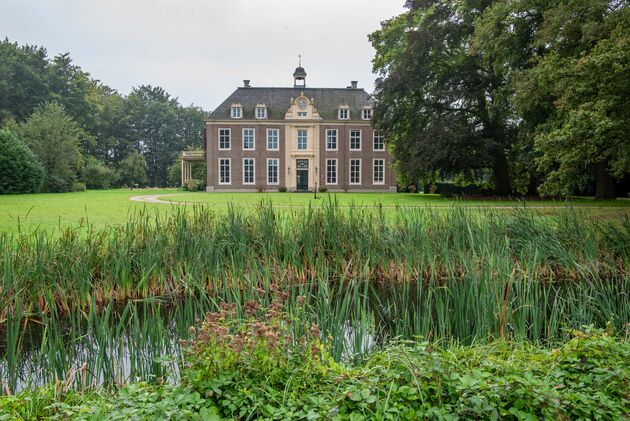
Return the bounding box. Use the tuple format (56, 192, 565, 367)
(218, 128, 231, 150)
(373, 131, 385, 151)
(350, 130, 361, 151)
(255, 106, 267, 119)
(243, 158, 255, 184)
(338, 108, 349, 120)
(297, 111, 307, 117)
(326, 159, 337, 185)
(267, 128, 279, 151)
(219, 158, 231, 185)
(267, 158, 279, 185)
(297, 129, 307, 150)
(350, 159, 361, 185)
(243, 128, 255, 150)
(326, 129, 337, 151)
(373, 159, 385, 184)
(231, 105, 242, 119)
(362, 108, 373, 120)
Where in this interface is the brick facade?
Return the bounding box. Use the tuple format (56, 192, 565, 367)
(204, 71, 397, 192)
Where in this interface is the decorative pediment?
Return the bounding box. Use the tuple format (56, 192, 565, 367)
(284, 93, 321, 120)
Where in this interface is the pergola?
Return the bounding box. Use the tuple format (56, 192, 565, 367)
(180, 151, 205, 187)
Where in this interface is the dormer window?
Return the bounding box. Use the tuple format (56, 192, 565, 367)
(231, 104, 242, 119)
(338, 106, 350, 120)
(362, 107, 373, 120)
(255, 104, 267, 119)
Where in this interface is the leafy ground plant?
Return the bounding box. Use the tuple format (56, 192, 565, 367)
(1, 323, 628, 419)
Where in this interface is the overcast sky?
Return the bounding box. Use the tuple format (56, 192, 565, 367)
(1, 0, 406, 111)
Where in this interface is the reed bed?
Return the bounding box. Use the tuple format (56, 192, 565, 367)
(1, 200, 629, 393)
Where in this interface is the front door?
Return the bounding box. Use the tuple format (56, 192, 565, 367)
(296, 159, 309, 191)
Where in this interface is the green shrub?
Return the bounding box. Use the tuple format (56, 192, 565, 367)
(81, 157, 117, 189)
(278, 186, 287, 192)
(72, 182, 86, 192)
(0, 128, 43, 194)
(182, 300, 630, 420)
(183, 179, 206, 192)
(318, 186, 328, 193)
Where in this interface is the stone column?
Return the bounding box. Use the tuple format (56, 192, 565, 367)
(181, 159, 185, 187)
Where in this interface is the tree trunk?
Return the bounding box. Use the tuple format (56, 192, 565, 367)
(492, 149, 512, 196)
(526, 173, 539, 197)
(594, 160, 615, 200)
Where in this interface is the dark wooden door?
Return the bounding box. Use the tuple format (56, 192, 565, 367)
(296, 170, 308, 191)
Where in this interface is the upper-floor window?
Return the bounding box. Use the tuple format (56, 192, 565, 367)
(256, 105, 267, 119)
(338, 107, 349, 120)
(267, 128, 279, 151)
(326, 129, 337, 151)
(231, 104, 242, 119)
(218, 128, 231, 150)
(297, 129, 308, 150)
(362, 108, 373, 120)
(243, 128, 255, 150)
(373, 131, 385, 151)
(297, 111, 307, 117)
(350, 130, 361, 151)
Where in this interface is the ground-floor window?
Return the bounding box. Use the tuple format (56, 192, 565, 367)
(350, 159, 361, 185)
(243, 158, 255, 184)
(219, 158, 230, 184)
(373, 159, 384, 184)
(267, 158, 279, 184)
(326, 159, 337, 185)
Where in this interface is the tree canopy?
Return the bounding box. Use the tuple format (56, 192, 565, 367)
(371, 0, 629, 198)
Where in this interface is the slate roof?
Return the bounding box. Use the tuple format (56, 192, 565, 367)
(208, 87, 374, 121)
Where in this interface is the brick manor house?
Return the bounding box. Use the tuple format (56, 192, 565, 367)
(185, 65, 397, 192)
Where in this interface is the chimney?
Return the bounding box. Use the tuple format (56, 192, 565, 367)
(243, 80, 251, 88)
(350, 81, 358, 89)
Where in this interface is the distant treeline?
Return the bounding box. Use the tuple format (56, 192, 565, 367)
(0, 38, 206, 193)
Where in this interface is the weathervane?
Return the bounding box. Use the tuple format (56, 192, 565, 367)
(298, 54, 302, 67)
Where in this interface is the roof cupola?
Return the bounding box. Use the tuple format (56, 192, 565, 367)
(293, 54, 306, 88)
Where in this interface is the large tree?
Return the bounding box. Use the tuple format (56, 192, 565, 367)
(0, 128, 43, 194)
(517, 1, 629, 199)
(370, 0, 516, 195)
(125, 86, 205, 187)
(19, 102, 85, 192)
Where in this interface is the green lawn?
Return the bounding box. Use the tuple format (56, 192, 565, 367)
(160, 191, 630, 208)
(0, 189, 177, 233)
(0, 189, 628, 234)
